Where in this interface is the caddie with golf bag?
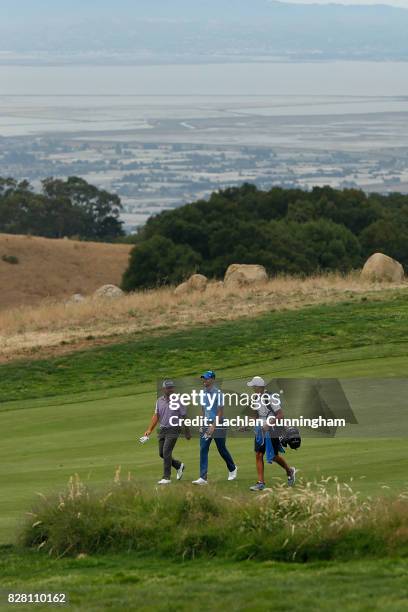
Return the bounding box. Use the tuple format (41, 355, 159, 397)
(246, 376, 298, 491)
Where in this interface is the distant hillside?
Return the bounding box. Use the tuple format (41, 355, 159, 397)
(1, 0, 407, 61)
(0, 234, 131, 310)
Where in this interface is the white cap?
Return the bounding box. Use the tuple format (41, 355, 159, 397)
(247, 376, 266, 387)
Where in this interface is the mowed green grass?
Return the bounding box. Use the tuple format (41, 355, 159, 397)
(0, 297, 407, 610)
(1, 550, 407, 612)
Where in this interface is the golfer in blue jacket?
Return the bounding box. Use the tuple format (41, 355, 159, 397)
(192, 370, 237, 485)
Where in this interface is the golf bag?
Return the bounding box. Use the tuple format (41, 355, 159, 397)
(280, 426, 302, 450)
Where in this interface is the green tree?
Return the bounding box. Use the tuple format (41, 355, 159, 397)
(121, 236, 202, 291)
(42, 177, 123, 240)
(298, 219, 362, 271)
(360, 217, 408, 267)
(0, 176, 124, 240)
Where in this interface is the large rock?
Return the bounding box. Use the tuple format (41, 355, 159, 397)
(224, 264, 268, 288)
(94, 284, 124, 299)
(213, 281, 224, 290)
(361, 253, 404, 282)
(174, 281, 189, 296)
(66, 293, 86, 304)
(188, 274, 208, 291)
(174, 274, 208, 295)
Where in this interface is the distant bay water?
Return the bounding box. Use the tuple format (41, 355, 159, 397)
(1, 61, 408, 137)
(1, 60, 408, 229)
(1, 61, 408, 96)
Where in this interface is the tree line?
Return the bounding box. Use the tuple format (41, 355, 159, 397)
(122, 183, 408, 290)
(0, 177, 124, 241)
(2, 178, 407, 287)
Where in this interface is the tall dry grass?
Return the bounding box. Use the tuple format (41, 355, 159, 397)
(21, 471, 408, 561)
(1, 272, 405, 361)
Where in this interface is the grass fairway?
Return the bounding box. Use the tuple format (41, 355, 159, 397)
(0, 298, 407, 610)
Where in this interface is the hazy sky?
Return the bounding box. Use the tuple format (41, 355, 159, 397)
(283, 0, 408, 6)
(2, 0, 408, 15)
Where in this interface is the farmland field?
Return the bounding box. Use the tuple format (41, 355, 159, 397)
(0, 297, 407, 610)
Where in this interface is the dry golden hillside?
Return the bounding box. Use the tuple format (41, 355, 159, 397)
(0, 270, 406, 363)
(1, 234, 406, 363)
(0, 234, 132, 310)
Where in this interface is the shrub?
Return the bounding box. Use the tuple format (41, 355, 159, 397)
(121, 235, 201, 291)
(1, 254, 19, 264)
(20, 473, 408, 561)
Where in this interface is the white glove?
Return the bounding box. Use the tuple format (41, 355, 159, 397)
(139, 435, 150, 444)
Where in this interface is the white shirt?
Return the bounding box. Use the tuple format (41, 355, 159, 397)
(252, 392, 281, 422)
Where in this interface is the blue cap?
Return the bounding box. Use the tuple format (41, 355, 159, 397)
(201, 370, 216, 380)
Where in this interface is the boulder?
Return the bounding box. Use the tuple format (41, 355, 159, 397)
(187, 274, 208, 291)
(67, 293, 86, 304)
(174, 281, 189, 296)
(361, 253, 404, 282)
(224, 264, 268, 288)
(174, 274, 208, 295)
(94, 284, 124, 299)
